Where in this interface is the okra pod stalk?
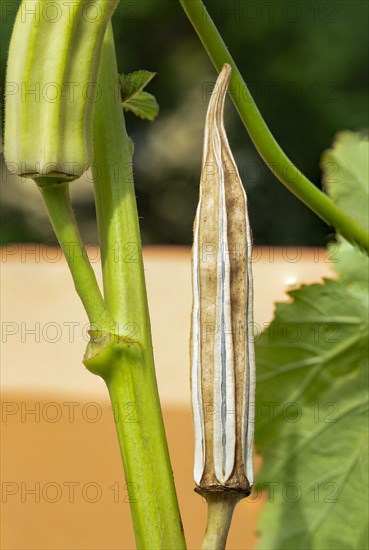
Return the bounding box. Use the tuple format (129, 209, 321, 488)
(191, 64, 256, 548)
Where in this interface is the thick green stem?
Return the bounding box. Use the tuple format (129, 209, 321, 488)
(180, 0, 369, 254)
(39, 183, 112, 330)
(107, 361, 185, 549)
(201, 492, 241, 550)
(90, 24, 186, 549)
(92, 28, 149, 339)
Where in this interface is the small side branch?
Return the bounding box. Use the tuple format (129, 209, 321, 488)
(39, 182, 112, 330)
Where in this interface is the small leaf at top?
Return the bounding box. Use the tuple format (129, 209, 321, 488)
(123, 92, 159, 121)
(119, 70, 157, 103)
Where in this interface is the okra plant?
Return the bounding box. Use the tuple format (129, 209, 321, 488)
(4, 0, 368, 549)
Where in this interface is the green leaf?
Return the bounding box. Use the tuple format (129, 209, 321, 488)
(123, 91, 159, 121)
(119, 70, 159, 120)
(255, 280, 369, 550)
(322, 130, 369, 289)
(329, 238, 369, 291)
(255, 131, 369, 549)
(321, 130, 369, 230)
(119, 70, 156, 102)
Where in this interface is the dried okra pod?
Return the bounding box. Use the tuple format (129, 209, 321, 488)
(191, 64, 256, 500)
(4, 0, 119, 183)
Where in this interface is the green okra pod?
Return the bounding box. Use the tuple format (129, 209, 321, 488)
(4, 0, 119, 183)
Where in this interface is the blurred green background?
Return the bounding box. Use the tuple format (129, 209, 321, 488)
(1, 0, 368, 246)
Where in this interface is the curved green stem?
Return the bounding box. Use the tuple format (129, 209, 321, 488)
(90, 24, 186, 549)
(39, 183, 112, 330)
(180, 0, 369, 254)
